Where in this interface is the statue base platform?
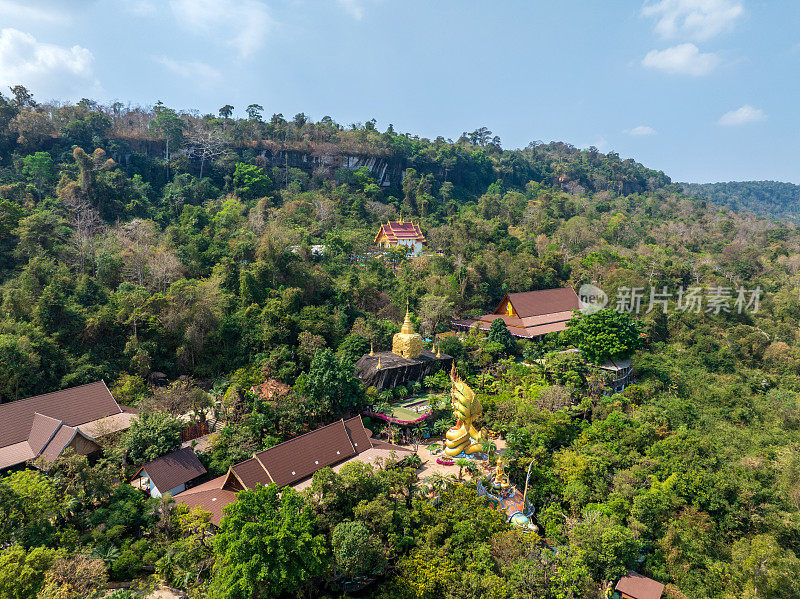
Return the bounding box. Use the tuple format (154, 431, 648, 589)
(355, 349, 453, 392)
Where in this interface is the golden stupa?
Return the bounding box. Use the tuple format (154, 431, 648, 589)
(444, 365, 487, 456)
(392, 302, 422, 359)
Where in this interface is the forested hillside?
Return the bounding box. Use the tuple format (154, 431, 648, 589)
(3, 86, 800, 599)
(0, 87, 673, 396)
(682, 180, 800, 223)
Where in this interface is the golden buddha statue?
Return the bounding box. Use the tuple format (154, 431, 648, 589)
(444, 365, 487, 456)
(493, 456, 511, 490)
(392, 302, 422, 359)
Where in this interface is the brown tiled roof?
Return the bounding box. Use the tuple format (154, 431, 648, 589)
(230, 457, 272, 488)
(615, 571, 665, 599)
(253, 419, 356, 487)
(177, 418, 379, 525)
(0, 381, 121, 449)
(343, 416, 373, 454)
(79, 412, 137, 437)
(0, 442, 35, 470)
(39, 425, 97, 464)
(175, 488, 238, 526)
(133, 448, 207, 494)
(293, 445, 412, 491)
(454, 318, 570, 339)
(27, 413, 63, 455)
(178, 474, 226, 495)
(504, 288, 579, 318)
(519, 310, 576, 327)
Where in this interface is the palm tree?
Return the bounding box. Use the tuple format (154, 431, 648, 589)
(483, 439, 497, 458)
(428, 472, 449, 497)
(455, 457, 470, 480)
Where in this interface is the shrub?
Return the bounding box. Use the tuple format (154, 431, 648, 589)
(111, 550, 141, 581)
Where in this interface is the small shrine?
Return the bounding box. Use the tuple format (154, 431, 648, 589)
(477, 456, 538, 531)
(355, 304, 452, 391)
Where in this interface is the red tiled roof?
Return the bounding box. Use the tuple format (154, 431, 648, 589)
(253, 419, 357, 487)
(0, 442, 35, 470)
(231, 457, 272, 488)
(175, 488, 238, 526)
(503, 288, 579, 318)
(615, 571, 664, 599)
(374, 221, 426, 244)
(40, 425, 83, 462)
(0, 381, 122, 449)
(177, 418, 379, 525)
(133, 448, 207, 494)
(453, 318, 570, 339)
(178, 474, 226, 495)
(343, 416, 372, 453)
(452, 289, 579, 339)
(27, 413, 63, 455)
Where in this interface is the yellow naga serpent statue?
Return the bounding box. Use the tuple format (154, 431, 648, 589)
(445, 365, 487, 456)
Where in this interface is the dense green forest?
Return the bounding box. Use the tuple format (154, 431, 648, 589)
(682, 180, 800, 223)
(3, 86, 800, 599)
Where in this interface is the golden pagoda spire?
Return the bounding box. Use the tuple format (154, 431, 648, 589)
(370, 341, 374, 356)
(376, 356, 382, 369)
(401, 300, 414, 335)
(393, 298, 422, 359)
(436, 342, 441, 358)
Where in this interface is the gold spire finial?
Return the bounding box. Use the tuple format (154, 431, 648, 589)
(376, 356, 382, 369)
(370, 341, 374, 356)
(436, 341, 441, 358)
(401, 301, 414, 335)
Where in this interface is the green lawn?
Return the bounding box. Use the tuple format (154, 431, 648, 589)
(391, 406, 420, 421)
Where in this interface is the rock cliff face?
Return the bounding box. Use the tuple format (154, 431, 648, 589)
(263, 150, 403, 187)
(110, 137, 405, 187)
(355, 350, 453, 392)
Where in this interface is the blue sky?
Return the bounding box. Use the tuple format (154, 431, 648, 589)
(0, 0, 797, 183)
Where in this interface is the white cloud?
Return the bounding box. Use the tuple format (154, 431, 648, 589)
(336, 0, 381, 20)
(642, 43, 720, 76)
(0, 0, 66, 23)
(623, 125, 657, 136)
(582, 137, 609, 152)
(0, 28, 99, 99)
(718, 104, 766, 126)
(126, 1, 157, 16)
(169, 0, 273, 59)
(642, 0, 744, 41)
(156, 56, 221, 83)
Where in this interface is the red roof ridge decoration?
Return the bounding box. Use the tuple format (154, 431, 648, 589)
(374, 220, 426, 245)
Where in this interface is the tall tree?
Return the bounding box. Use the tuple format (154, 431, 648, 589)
(212, 485, 328, 599)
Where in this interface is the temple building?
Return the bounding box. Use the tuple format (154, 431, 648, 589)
(0, 381, 136, 471)
(175, 417, 409, 525)
(453, 287, 580, 339)
(355, 306, 452, 391)
(373, 219, 426, 256)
